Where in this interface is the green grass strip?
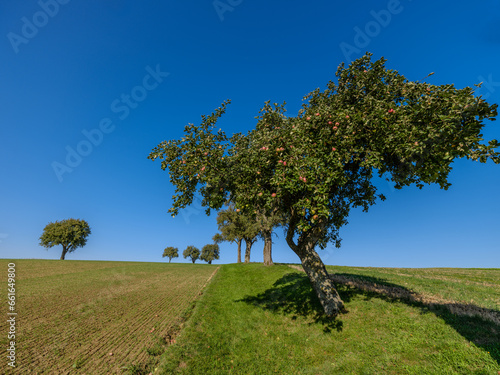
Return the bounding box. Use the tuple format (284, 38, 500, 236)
(158, 263, 500, 375)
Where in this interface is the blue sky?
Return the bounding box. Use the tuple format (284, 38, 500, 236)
(1, 0, 499, 267)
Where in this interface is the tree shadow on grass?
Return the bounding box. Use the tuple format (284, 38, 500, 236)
(237, 270, 500, 365)
(236, 272, 344, 333)
(332, 272, 500, 365)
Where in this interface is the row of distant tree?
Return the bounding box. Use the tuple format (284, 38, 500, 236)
(163, 201, 282, 264)
(38, 218, 223, 263)
(162, 244, 219, 264)
(212, 203, 281, 265)
(36, 208, 277, 264)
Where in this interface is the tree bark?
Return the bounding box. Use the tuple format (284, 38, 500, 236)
(286, 223, 344, 317)
(299, 245, 344, 316)
(60, 245, 68, 260)
(262, 230, 273, 266)
(244, 239, 252, 263)
(237, 239, 242, 263)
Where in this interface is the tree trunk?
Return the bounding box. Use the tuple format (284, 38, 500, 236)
(262, 230, 273, 266)
(60, 245, 68, 260)
(208, 260, 212, 265)
(244, 239, 252, 263)
(169, 258, 171, 263)
(237, 239, 242, 263)
(298, 246, 344, 316)
(192, 259, 196, 264)
(286, 224, 344, 317)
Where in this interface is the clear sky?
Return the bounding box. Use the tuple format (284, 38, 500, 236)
(1, 0, 499, 267)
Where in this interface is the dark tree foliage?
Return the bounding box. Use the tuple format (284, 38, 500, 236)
(39, 218, 91, 260)
(183, 246, 200, 264)
(214, 205, 259, 263)
(200, 243, 220, 264)
(162, 246, 179, 263)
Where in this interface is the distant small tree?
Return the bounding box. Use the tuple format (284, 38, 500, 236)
(162, 246, 179, 263)
(183, 246, 200, 264)
(39, 218, 91, 260)
(200, 244, 220, 264)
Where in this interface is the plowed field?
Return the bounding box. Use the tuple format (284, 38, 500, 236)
(0, 259, 218, 374)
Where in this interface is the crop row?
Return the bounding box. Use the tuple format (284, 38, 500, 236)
(0, 260, 217, 374)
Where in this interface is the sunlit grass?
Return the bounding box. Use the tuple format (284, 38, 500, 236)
(159, 263, 500, 374)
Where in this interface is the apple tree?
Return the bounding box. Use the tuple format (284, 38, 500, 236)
(183, 246, 200, 264)
(162, 246, 179, 263)
(149, 54, 499, 316)
(213, 214, 243, 263)
(39, 218, 91, 260)
(214, 204, 260, 263)
(200, 243, 220, 264)
(214, 205, 280, 265)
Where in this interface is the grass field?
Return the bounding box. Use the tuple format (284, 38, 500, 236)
(1, 260, 499, 374)
(325, 266, 500, 312)
(0, 260, 218, 374)
(159, 263, 500, 375)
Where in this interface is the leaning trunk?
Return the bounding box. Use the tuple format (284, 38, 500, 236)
(60, 245, 68, 260)
(262, 230, 273, 266)
(237, 239, 242, 263)
(286, 223, 344, 317)
(244, 239, 252, 263)
(297, 245, 344, 316)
